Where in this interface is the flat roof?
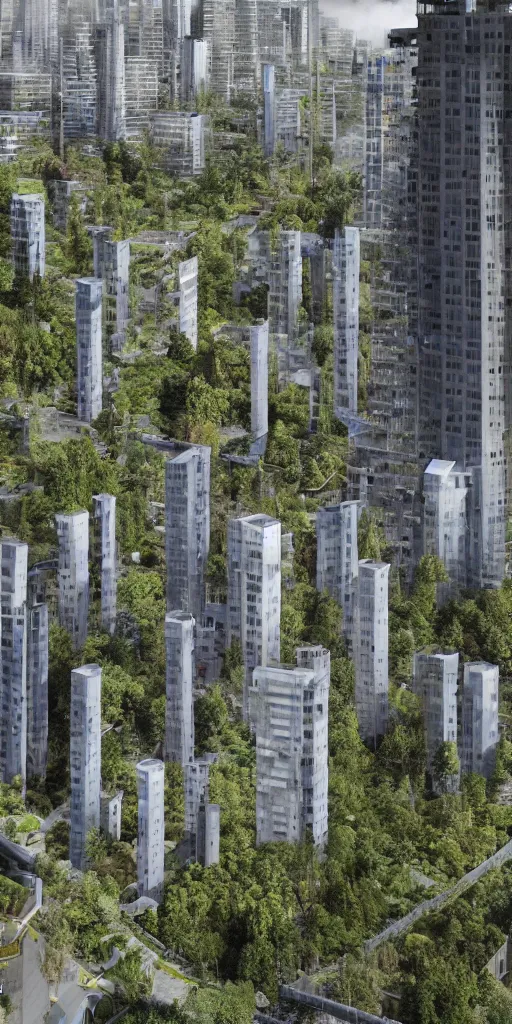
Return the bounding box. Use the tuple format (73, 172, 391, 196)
(424, 459, 456, 477)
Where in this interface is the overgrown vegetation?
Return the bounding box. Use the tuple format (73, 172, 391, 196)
(1, 128, 512, 1024)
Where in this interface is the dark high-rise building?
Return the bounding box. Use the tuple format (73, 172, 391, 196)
(416, 0, 511, 588)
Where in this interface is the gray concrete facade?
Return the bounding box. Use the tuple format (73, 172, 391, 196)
(227, 513, 281, 716)
(26, 603, 48, 781)
(422, 460, 469, 596)
(462, 662, 499, 780)
(10, 192, 45, 280)
(92, 493, 117, 635)
(316, 501, 359, 647)
(196, 800, 220, 867)
(69, 664, 102, 870)
(250, 321, 268, 439)
(55, 511, 89, 651)
(417, 3, 511, 589)
(295, 645, 330, 850)
(100, 239, 130, 337)
(95, 0, 126, 141)
(196, 602, 226, 686)
(180, 38, 209, 102)
(249, 644, 330, 849)
(263, 63, 275, 157)
(177, 256, 198, 351)
(136, 758, 165, 901)
(0, 539, 28, 786)
(413, 648, 459, 787)
(164, 610, 195, 767)
(333, 226, 360, 417)
(355, 560, 390, 747)
(165, 444, 210, 620)
(184, 754, 218, 834)
(76, 277, 103, 424)
(100, 790, 123, 841)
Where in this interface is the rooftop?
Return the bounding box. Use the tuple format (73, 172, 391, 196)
(424, 459, 456, 477)
(137, 758, 164, 771)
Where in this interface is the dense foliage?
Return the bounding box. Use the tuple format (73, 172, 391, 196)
(1, 130, 512, 1024)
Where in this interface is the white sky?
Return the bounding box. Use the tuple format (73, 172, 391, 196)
(320, 0, 417, 46)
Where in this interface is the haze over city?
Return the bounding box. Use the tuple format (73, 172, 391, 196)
(322, 0, 417, 42)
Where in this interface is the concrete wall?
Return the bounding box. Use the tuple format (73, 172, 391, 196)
(10, 193, 45, 279)
(137, 758, 165, 900)
(355, 560, 389, 746)
(227, 514, 281, 717)
(164, 610, 195, 766)
(316, 501, 359, 647)
(27, 602, 48, 781)
(55, 511, 89, 650)
(70, 665, 101, 870)
(413, 649, 459, 785)
(76, 277, 103, 424)
(165, 445, 210, 620)
(0, 539, 28, 785)
(462, 662, 499, 779)
(92, 494, 117, 635)
(333, 226, 359, 417)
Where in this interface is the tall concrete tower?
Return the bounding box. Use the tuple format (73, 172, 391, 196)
(416, 0, 512, 588)
(55, 511, 89, 650)
(355, 560, 390, 747)
(164, 610, 195, 767)
(316, 501, 359, 648)
(95, 0, 126, 141)
(76, 277, 103, 424)
(227, 513, 281, 716)
(136, 758, 165, 901)
(27, 602, 49, 781)
(92, 494, 117, 635)
(70, 664, 101, 870)
(165, 445, 210, 620)
(333, 226, 360, 418)
(0, 539, 28, 786)
(10, 193, 45, 280)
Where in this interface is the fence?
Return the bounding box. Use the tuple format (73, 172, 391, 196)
(365, 837, 512, 953)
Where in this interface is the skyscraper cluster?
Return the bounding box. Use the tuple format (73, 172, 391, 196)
(341, 8, 512, 597)
(2, 0, 510, 893)
(0, 0, 351, 160)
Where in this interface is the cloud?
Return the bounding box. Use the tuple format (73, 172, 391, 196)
(320, 0, 417, 46)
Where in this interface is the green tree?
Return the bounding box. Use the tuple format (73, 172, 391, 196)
(65, 193, 93, 274)
(431, 742, 460, 795)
